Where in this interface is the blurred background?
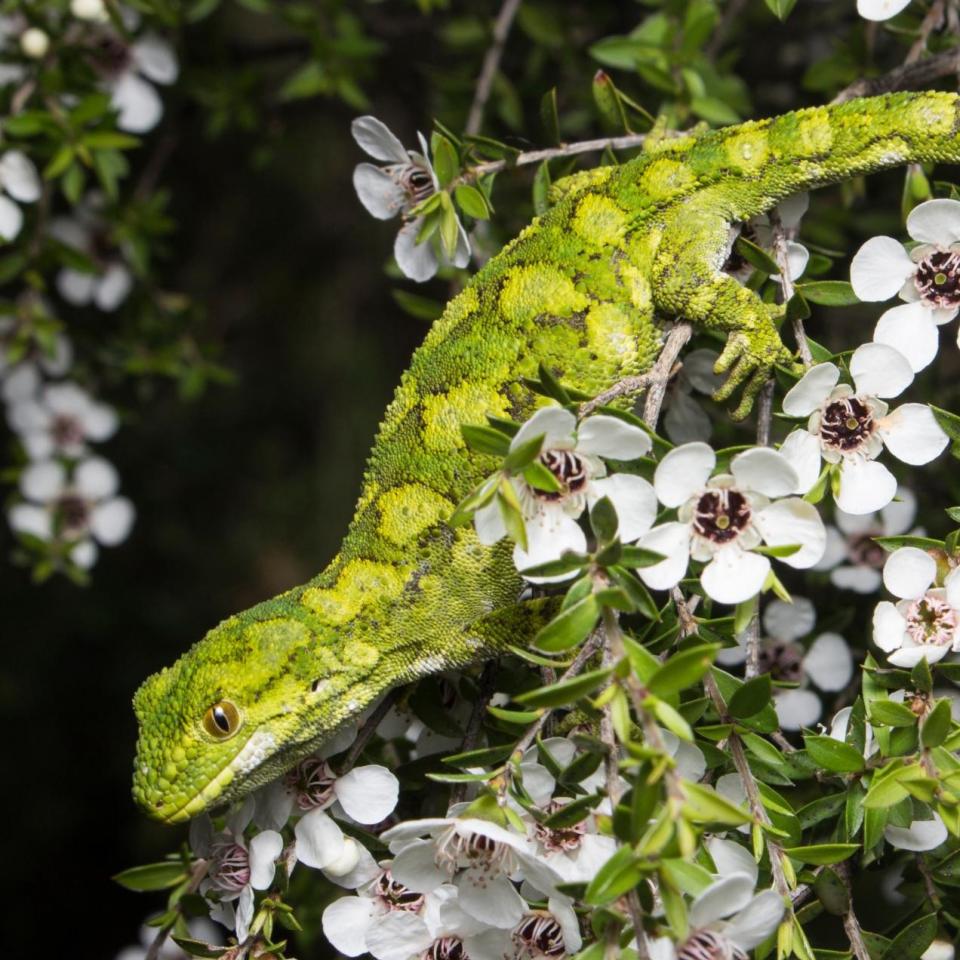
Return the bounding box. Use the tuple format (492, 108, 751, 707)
(3, 0, 960, 954)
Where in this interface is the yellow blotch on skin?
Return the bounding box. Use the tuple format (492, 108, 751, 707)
(904, 93, 955, 135)
(586, 303, 636, 360)
(378, 483, 452, 545)
(422, 381, 509, 451)
(572, 194, 627, 246)
(620, 264, 653, 311)
(639, 157, 697, 202)
(796, 111, 832, 156)
(347, 641, 380, 669)
(499, 264, 588, 325)
(301, 559, 409, 625)
(724, 129, 770, 173)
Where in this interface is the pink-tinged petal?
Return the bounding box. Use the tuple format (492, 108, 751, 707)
(731, 447, 798, 498)
(321, 896, 375, 956)
(248, 830, 283, 889)
(394, 219, 438, 282)
(804, 632, 853, 691)
(885, 815, 948, 852)
(110, 71, 163, 133)
(782, 363, 839, 417)
(457, 872, 525, 928)
(353, 163, 406, 220)
(889, 644, 950, 667)
(907, 198, 960, 245)
(351, 116, 410, 164)
(90, 496, 135, 546)
(775, 688, 822, 730)
(873, 302, 940, 373)
(8, 503, 51, 540)
(883, 546, 936, 599)
(588, 474, 657, 541)
(689, 873, 755, 928)
(294, 808, 345, 869)
(850, 235, 914, 297)
(0, 150, 40, 202)
(879, 403, 948, 465)
(635, 521, 691, 591)
(366, 910, 434, 960)
(512, 406, 575, 452)
(873, 601, 907, 652)
(850, 342, 914, 399)
(754, 498, 826, 569)
(881, 488, 917, 535)
(131, 33, 178, 84)
(700, 547, 770, 605)
(725, 890, 787, 951)
(462, 930, 514, 960)
(75, 456, 119, 499)
(0, 194, 23, 241)
(778, 430, 821, 495)
(654, 441, 715, 507)
(577, 414, 651, 459)
(20, 459, 66, 500)
(94, 263, 133, 311)
(763, 595, 816, 641)
(831, 565, 883, 593)
(334, 765, 399, 824)
(835, 458, 897, 516)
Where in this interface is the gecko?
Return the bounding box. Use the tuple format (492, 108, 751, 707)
(132, 90, 960, 824)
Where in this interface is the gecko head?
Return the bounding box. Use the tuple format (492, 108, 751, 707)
(131, 608, 364, 824)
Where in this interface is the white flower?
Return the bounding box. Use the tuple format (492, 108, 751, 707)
(922, 941, 956, 960)
(636, 442, 826, 605)
(96, 19, 178, 133)
(851, 198, 960, 370)
(351, 115, 470, 282)
(8, 381, 118, 459)
(663, 348, 721, 445)
(473, 406, 656, 582)
(49, 196, 134, 311)
(19, 27, 48, 59)
(857, 0, 911, 21)
(71, 0, 109, 22)
(815, 490, 918, 593)
(884, 813, 948, 852)
(0, 312, 73, 403)
(873, 547, 960, 667)
(0, 149, 40, 242)
(779, 343, 947, 514)
(382, 817, 561, 931)
(191, 804, 283, 942)
(718, 597, 853, 729)
(726, 192, 810, 285)
(8, 456, 135, 567)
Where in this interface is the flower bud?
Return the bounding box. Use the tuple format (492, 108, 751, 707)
(20, 27, 50, 59)
(70, 0, 109, 21)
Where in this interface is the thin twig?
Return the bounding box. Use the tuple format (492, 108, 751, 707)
(769, 209, 812, 369)
(906, 0, 946, 64)
(836, 862, 872, 960)
(579, 370, 659, 418)
(643, 323, 694, 429)
(705, 0, 748, 59)
(831, 44, 960, 103)
(337, 688, 402, 774)
(451, 660, 500, 804)
(465, 0, 523, 136)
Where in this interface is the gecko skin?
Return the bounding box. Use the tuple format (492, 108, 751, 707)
(133, 91, 960, 823)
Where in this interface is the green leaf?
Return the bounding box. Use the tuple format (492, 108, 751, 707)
(537, 362, 571, 404)
(690, 95, 741, 125)
(590, 496, 619, 544)
(454, 184, 490, 219)
(922, 698, 953, 748)
(813, 867, 850, 916)
(431, 134, 459, 187)
(171, 939, 230, 959)
(515, 666, 613, 708)
(279, 62, 330, 101)
(496, 483, 528, 551)
(392, 289, 444, 322)
(782, 843, 859, 865)
(753, 543, 801, 558)
(803, 735, 865, 773)
(794, 280, 860, 306)
(608, 567, 661, 621)
(487, 704, 543, 725)
(869, 699, 918, 727)
(646, 644, 721, 698)
(911, 657, 934, 694)
(503, 432, 545, 471)
(873, 534, 945, 552)
(727, 674, 772, 719)
(541, 793, 602, 827)
(82, 130, 140, 150)
(113, 861, 188, 892)
(533, 596, 601, 652)
(461, 424, 511, 457)
(734, 235, 779, 275)
(733, 597, 756, 637)
(682, 781, 751, 825)
(592, 69, 629, 133)
(619, 545, 667, 568)
(764, 0, 798, 17)
(532, 160, 551, 216)
(881, 914, 937, 960)
(443, 743, 516, 767)
(583, 846, 645, 905)
(518, 552, 590, 579)
(540, 87, 561, 145)
(522, 461, 562, 493)
(930, 405, 960, 457)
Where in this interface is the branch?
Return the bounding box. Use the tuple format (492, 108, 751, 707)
(465, 0, 523, 136)
(643, 323, 694, 430)
(769, 209, 812, 369)
(831, 44, 960, 103)
(837, 862, 872, 960)
(337, 688, 401, 774)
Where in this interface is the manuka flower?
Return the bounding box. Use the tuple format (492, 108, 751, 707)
(779, 343, 947, 514)
(0, 149, 40, 242)
(851, 198, 960, 371)
(856, 0, 911, 21)
(636, 442, 825, 605)
(873, 546, 960, 667)
(8, 456, 134, 568)
(473, 406, 657, 582)
(725, 192, 810, 285)
(352, 116, 469, 282)
(815, 490, 918, 593)
(8, 381, 118, 460)
(0, 313, 72, 404)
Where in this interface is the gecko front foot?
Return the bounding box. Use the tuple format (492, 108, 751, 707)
(712, 328, 792, 421)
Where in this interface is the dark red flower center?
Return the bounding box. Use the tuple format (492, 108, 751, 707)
(692, 489, 751, 544)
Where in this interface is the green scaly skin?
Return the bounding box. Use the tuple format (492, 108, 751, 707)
(133, 92, 960, 823)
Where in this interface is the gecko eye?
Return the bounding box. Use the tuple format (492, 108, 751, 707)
(203, 700, 241, 740)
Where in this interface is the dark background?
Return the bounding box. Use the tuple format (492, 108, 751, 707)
(4, 1, 960, 954)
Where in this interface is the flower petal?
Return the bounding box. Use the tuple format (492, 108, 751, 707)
(850, 235, 915, 298)
(778, 430, 821, 495)
(849, 342, 914, 399)
(90, 496, 135, 546)
(873, 600, 907, 652)
(321, 896, 375, 957)
(683, 349, 723, 394)
(689, 873, 756, 928)
(635, 521, 690, 591)
(782, 363, 839, 417)
(456, 872, 525, 929)
(879, 403, 948, 465)
(888, 644, 950, 668)
(882, 488, 917, 536)
(94, 263, 133, 311)
(588, 474, 657, 541)
(731, 447, 798, 498)
(512, 406, 576, 452)
(0, 150, 40, 203)
(110, 71, 163, 133)
(334, 764, 399, 824)
(0, 194, 23, 241)
(576, 415, 651, 459)
(57, 268, 96, 306)
(873, 302, 940, 373)
(131, 33, 179, 84)
(473, 496, 506, 545)
(907, 198, 960, 245)
(75, 456, 120, 499)
(775, 688, 822, 730)
(700, 547, 770, 605)
(654, 441, 715, 508)
(8, 503, 51, 540)
(706, 837, 758, 884)
(294, 808, 345, 869)
(763, 596, 816, 641)
(366, 910, 434, 960)
(389, 837, 448, 891)
(831, 565, 883, 593)
(394, 219, 438, 282)
(883, 546, 936, 599)
(804, 632, 853, 691)
(725, 890, 787, 950)
(514, 509, 586, 583)
(835, 458, 897, 516)
(351, 116, 410, 164)
(353, 163, 407, 220)
(20, 459, 66, 500)
(754, 497, 826, 568)
(884, 815, 948, 852)
(248, 829, 282, 889)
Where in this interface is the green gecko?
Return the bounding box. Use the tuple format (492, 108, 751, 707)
(133, 91, 960, 824)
